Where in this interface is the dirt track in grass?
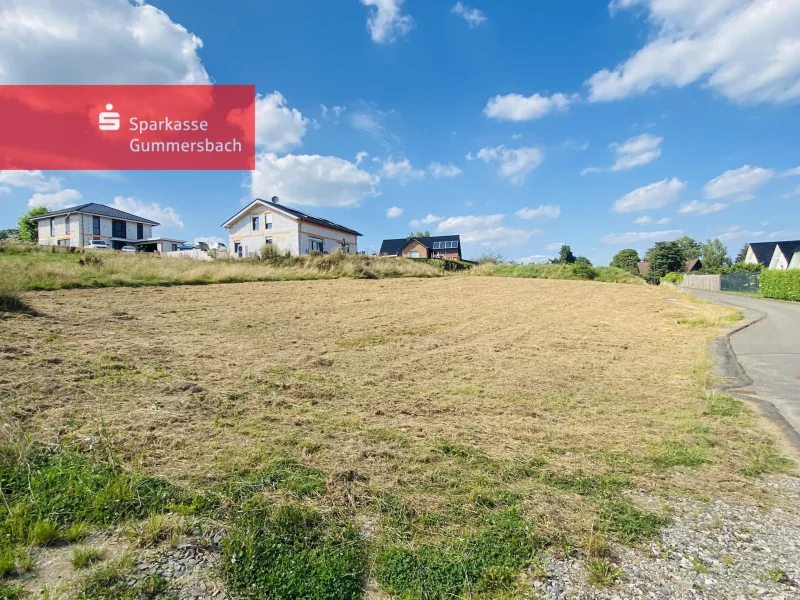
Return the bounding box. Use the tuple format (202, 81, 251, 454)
(1, 277, 796, 545)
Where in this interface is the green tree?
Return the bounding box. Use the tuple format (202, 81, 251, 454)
(700, 238, 731, 272)
(675, 236, 702, 261)
(610, 248, 641, 274)
(17, 206, 48, 243)
(574, 256, 592, 266)
(734, 243, 749, 263)
(555, 244, 576, 264)
(407, 230, 431, 238)
(648, 241, 686, 283)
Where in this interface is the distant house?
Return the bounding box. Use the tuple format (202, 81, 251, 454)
(379, 235, 462, 260)
(31, 203, 185, 251)
(636, 259, 702, 277)
(744, 240, 800, 269)
(791, 248, 800, 270)
(221, 197, 361, 258)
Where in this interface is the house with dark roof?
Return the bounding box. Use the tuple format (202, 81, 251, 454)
(31, 203, 185, 251)
(379, 235, 462, 260)
(744, 240, 800, 269)
(636, 258, 702, 277)
(221, 197, 362, 258)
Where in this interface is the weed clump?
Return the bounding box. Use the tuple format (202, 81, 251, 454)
(222, 504, 366, 600)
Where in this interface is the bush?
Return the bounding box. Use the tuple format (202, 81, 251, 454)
(570, 262, 597, 280)
(661, 272, 683, 284)
(760, 270, 800, 301)
(222, 504, 367, 600)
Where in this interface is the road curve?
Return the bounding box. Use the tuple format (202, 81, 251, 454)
(689, 290, 800, 440)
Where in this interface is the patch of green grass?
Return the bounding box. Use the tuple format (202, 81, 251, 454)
(376, 510, 537, 599)
(541, 473, 627, 498)
(223, 504, 366, 600)
(599, 500, 667, 544)
(216, 457, 326, 502)
(0, 548, 15, 578)
(743, 443, 795, 477)
(586, 558, 624, 588)
(0, 443, 175, 548)
(705, 394, 746, 418)
(127, 513, 186, 548)
(766, 568, 790, 584)
(72, 547, 104, 569)
(0, 585, 24, 600)
(66, 521, 92, 543)
(649, 441, 708, 469)
(77, 556, 168, 600)
(29, 520, 61, 546)
(678, 312, 743, 328)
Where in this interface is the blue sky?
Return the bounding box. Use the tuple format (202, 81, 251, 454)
(1, 0, 799, 263)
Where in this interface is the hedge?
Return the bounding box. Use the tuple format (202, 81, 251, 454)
(760, 270, 800, 302)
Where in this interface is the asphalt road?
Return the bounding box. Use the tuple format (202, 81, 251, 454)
(690, 290, 800, 437)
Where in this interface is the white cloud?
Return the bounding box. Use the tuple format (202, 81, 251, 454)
(483, 92, 573, 121)
(610, 134, 663, 171)
(474, 145, 544, 184)
(716, 225, 792, 241)
(410, 214, 443, 228)
(320, 105, 346, 120)
(112, 196, 184, 229)
(519, 255, 551, 264)
(612, 177, 686, 213)
(428, 162, 463, 178)
(580, 167, 604, 175)
(360, 0, 414, 44)
(0, 0, 209, 85)
(783, 185, 800, 199)
(0, 186, 11, 195)
(633, 216, 671, 225)
(515, 204, 561, 219)
(601, 230, 683, 244)
(251, 153, 379, 208)
(546, 242, 566, 252)
(193, 236, 225, 246)
(452, 2, 487, 28)
(386, 206, 403, 218)
(28, 189, 82, 210)
(254, 92, 309, 152)
(588, 0, 800, 104)
(678, 200, 729, 215)
(355, 152, 369, 165)
(437, 214, 538, 247)
(782, 166, 800, 177)
(703, 165, 775, 201)
(377, 158, 425, 185)
(0, 170, 61, 192)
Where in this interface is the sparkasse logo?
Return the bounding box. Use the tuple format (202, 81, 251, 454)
(98, 103, 120, 131)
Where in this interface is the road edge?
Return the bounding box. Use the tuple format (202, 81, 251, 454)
(694, 292, 800, 450)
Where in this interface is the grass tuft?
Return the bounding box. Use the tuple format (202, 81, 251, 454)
(586, 558, 624, 588)
(29, 520, 61, 546)
(71, 547, 104, 569)
(223, 503, 366, 600)
(649, 441, 708, 469)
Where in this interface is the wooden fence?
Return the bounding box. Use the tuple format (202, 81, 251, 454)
(681, 274, 721, 291)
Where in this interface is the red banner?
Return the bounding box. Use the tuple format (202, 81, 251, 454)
(0, 85, 255, 170)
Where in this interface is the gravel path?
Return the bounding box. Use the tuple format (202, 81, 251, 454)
(535, 476, 800, 599)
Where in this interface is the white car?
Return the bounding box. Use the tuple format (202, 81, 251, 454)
(210, 242, 227, 252)
(85, 240, 110, 250)
(121, 245, 137, 252)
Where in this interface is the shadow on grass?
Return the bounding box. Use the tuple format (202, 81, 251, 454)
(0, 291, 35, 315)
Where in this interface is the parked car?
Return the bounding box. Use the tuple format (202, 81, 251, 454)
(197, 241, 210, 251)
(85, 240, 110, 250)
(210, 242, 227, 251)
(121, 245, 137, 252)
(177, 243, 200, 251)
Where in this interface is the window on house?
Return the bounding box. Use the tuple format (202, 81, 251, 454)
(65, 216, 70, 234)
(252, 216, 260, 231)
(112, 219, 126, 238)
(265, 237, 273, 245)
(57, 239, 69, 247)
(265, 214, 273, 229)
(137, 223, 144, 240)
(50, 218, 54, 237)
(409, 250, 420, 258)
(93, 216, 101, 235)
(309, 237, 323, 252)
(171, 244, 178, 252)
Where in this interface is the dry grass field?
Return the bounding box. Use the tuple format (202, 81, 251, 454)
(1, 277, 796, 598)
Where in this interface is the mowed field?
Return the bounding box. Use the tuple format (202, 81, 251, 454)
(1, 277, 796, 598)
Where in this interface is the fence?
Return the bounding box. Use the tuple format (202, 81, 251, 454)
(681, 274, 721, 291)
(721, 272, 760, 293)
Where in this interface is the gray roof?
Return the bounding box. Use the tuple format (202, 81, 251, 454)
(31, 203, 160, 226)
(748, 240, 800, 266)
(775, 241, 800, 262)
(222, 198, 361, 236)
(379, 235, 461, 255)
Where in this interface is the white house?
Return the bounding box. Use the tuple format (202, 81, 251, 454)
(221, 197, 361, 258)
(768, 241, 800, 270)
(790, 249, 800, 270)
(32, 203, 185, 251)
(744, 240, 800, 269)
